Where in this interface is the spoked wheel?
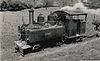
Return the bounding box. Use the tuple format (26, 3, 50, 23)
(32, 44, 41, 51)
(61, 36, 69, 44)
(75, 37, 83, 42)
(56, 41, 63, 46)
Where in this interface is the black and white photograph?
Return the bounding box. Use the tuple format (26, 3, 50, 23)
(0, 0, 100, 61)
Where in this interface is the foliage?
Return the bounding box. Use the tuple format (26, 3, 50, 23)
(0, 0, 32, 11)
(1, 0, 100, 11)
(0, 1, 8, 11)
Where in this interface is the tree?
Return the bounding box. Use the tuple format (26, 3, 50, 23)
(42, 0, 53, 9)
(1, 1, 8, 11)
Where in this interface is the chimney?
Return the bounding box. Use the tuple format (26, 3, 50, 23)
(29, 9, 34, 25)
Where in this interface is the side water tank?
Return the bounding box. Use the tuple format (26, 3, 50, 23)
(37, 14, 44, 23)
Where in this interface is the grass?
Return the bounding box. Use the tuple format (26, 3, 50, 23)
(18, 38, 100, 61)
(1, 7, 100, 61)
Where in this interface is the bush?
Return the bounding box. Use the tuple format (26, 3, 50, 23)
(1, 1, 8, 11)
(0, 0, 33, 11)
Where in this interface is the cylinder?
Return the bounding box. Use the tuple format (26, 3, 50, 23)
(29, 9, 34, 25)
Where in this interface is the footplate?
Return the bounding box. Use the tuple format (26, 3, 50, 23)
(14, 41, 32, 55)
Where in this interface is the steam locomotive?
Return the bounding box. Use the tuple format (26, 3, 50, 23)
(14, 9, 87, 56)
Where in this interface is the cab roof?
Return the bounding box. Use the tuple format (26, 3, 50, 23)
(54, 10, 87, 16)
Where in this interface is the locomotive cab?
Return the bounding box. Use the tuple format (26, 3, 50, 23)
(52, 10, 87, 37)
